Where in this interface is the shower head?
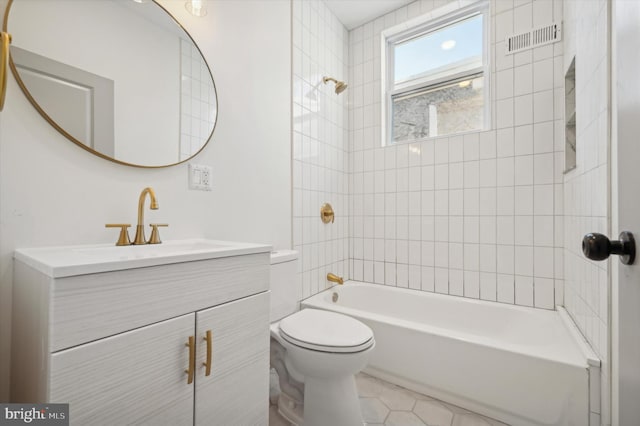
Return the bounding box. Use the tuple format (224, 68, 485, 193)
(323, 76, 348, 95)
(334, 81, 348, 94)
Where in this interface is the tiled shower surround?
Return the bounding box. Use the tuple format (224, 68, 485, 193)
(291, 0, 612, 422)
(563, 0, 610, 423)
(347, 0, 565, 309)
(292, 0, 350, 299)
(293, 0, 566, 308)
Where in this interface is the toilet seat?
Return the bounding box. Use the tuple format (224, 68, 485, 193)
(278, 309, 374, 353)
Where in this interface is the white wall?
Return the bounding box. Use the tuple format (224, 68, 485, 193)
(563, 0, 610, 423)
(0, 0, 291, 401)
(347, 0, 564, 308)
(292, 0, 350, 299)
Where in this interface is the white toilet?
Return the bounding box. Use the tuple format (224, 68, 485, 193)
(269, 250, 375, 426)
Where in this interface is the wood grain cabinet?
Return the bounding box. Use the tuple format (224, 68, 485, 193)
(11, 250, 270, 426)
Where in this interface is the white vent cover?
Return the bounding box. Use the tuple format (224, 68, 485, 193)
(506, 23, 561, 55)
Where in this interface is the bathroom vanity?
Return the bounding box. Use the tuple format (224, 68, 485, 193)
(11, 239, 271, 425)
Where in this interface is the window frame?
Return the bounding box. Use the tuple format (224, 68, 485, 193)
(381, 1, 491, 145)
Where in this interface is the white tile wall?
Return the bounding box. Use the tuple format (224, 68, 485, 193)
(180, 39, 217, 161)
(563, 0, 610, 423)
(290, 12, 613, 422)
(292, 0, 350, 300)
(347, 0, 564, 309)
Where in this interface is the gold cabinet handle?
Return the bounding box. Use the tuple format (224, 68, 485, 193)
(105, 224, 131, 246)
(148, 223, 169, 245)
(185, 336, 195, 384)
(0, 32, 11, 112)
(202, 330, 212, 376)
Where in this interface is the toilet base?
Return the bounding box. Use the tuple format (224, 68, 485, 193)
(277, 392, 304, 425)
(303, 375, 363, 426)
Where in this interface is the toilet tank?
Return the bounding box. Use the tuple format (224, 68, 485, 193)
(270, 250, 300, 322)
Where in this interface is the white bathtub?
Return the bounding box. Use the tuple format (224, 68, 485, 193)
(301, 281, 600, 426)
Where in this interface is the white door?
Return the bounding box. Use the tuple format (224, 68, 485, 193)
(612, 1, 640, 423)
(10, 46, 115, 156)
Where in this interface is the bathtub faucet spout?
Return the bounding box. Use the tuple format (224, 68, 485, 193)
(327, 273, 344, 285)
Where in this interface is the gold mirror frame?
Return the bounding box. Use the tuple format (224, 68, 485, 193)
(2, 0, 218, 168)
(0, 0, 11, 111)
(0, 31, 10, 111)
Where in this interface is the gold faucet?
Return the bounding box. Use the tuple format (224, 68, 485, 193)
(327, 273, 344, 285)
(133, 187, 159, 245)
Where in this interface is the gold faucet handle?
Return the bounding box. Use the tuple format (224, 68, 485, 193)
(105, 224, 132, 246)
(148, 223, 168, 245)
(320, 203, 335, 224)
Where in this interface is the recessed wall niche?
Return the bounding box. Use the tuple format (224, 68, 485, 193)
(564, 57, 576, 172)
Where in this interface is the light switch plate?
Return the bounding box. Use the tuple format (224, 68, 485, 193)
(189, 164, 212, 191)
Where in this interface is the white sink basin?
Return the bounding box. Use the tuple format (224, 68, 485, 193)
(14, 239, 271, 278)
(72, 240, 232, 259)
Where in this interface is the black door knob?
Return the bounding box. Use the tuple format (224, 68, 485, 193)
(582, 232, 636, 265)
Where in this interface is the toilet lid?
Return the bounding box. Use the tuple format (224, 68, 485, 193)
(278, 309, 374, 353)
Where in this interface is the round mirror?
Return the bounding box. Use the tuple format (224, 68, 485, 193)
(3, 0, 218, 168)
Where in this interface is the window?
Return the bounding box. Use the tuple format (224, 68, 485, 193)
(383, 3, 489, 144)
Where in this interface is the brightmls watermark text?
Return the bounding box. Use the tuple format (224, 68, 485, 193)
(0, 404, 68, 426)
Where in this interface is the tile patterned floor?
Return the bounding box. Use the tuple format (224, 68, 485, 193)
(270, 373, 509, 426)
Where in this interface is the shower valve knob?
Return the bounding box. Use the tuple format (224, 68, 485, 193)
(582, 232, 636, 265)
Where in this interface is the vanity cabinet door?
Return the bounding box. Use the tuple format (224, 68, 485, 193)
(50, 313, 195, 426)
(194, 291, 270, 426)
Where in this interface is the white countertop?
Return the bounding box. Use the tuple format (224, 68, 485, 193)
(14, 238, 272, 278)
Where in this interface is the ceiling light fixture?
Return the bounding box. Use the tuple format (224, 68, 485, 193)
(185, 0, 207, 17)
(441, 40, 456, 50)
